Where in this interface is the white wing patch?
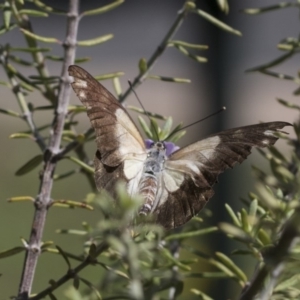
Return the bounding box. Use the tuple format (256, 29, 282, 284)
(74, 78, 88, 88)
(264, 129, 275, 137)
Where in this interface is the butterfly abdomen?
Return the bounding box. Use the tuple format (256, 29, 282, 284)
(138, 173, 158, 215)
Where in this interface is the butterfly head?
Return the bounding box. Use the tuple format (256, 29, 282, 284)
(145, 139, 180, 157)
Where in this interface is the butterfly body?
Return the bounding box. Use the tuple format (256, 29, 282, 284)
(69, 65, 291, 230)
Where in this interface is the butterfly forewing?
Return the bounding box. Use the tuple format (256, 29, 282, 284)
(154, 122, 290, 229)
(68, 65, 147, 192)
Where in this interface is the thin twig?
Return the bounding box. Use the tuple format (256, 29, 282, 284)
(118, 2, 191, 103)
(31, 242, 109, 300)
(0, 51, 46, 151)
(17, 1, 80, 298)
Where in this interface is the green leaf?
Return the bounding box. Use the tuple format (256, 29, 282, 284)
(20, 28, 60, 43)
(77, 34, 113, 46)
(10, 47, 51, 53)
(217, 0, 229, 14)
(246, 50, 294, 72)
(8, 196, 35, 202)
(94, 72, 124, 80)
(0, 246, 25, 259)
(168, 130, 186, 143)
(148, 75, 191, 83)
(175, 45, 207, 63)
(168, 40, 209, 50)
(0, 108, 20, 117)
(15, 155, 43, 176)
(3, 1, 11, 30)
(218, 222, 255, 243)
(113, 77, 122, 97)
(31, 0, 66, 14)
(241, 208, 251, 232)
(277, 98, 300, 110)
(242, 2, 296, 14)
(160, 117, 173, 140)
(138, 116, 152, 139)
(9, 133, 34, 139)
(81, 0, 124, 17)
(19, 9, 48, 17)
(56, 246, 71, 269)
(190, 288, 213, 300)
(128, 106, 167, 120)
(225, 203, 241, 227)
(52, 199, 93, 210)
(65, 156, 94, 174)
(166, 227, 218, 241)
(138, 58, 148, 73)
(275, 274, 300, 291)
(0, 23, 16, 35)
(192, 8, 242, 36)
(215, 252, 247, 283)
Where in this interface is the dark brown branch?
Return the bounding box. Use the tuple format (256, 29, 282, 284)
(17, 1, 80, 298)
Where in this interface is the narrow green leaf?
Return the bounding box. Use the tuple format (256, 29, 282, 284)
(218, 222, 254, 243)
(88, 243, 97, 259)
(10, 47, 50, 53)
(217, 0, 229, 14)
(79, 277, 102, 299)
(56, 229, 87, 235)
(190, 288, 213, 300)
(7, 196, 35, 202)
(241, 208, 250, 232)
(175, 45, 208, 63)
(20, 28, 60, 43)
(127, 105, 167, 120)
(257, 229, 271, 245)
(0, 247, 25, 259)
(215, 252, 247, 283)
(148, 75, 191, 83)
(161, 248, 191, 271)
(15, 155, 43, 176)
(52, 199, 93, 210)
(81, 0, 124, 16)
(94, 72, 124, 80)
(138, 116, 152, 138)
(32, 0, 66, 14)
(113, 77, 122, 97)
(77, 34, 113, 46)
(73, 276, 80, 290)
(168, 40, 209, 50)
(166, 227, 218, 241)
(19, 9, 48, 17)
(248, 199, 258, 221)
(268, 145, 287, 162)
(10, 133, 34, 139)
(246, 50, 294, 72)
(56, 246, 71, 269)
(0, 108, 20, 117)
(150, 117, 160, 141)
(160, 117, 173, 140)
(242, 2, 296, 14)
(3, 1, 11, 30)
(277, 98, 300, 110)
(168, 130, 186, 143)
(275, 274, 300, 292)
(53, 170, 77, 181)
(225, 203, 241, 227)
(138, 58, 148, 73)
(192, 8, 242, 36)
(65, 156, 94, 174)
(0, 23, 16, 35)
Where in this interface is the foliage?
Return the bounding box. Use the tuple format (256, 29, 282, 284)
(0, 1, 298, 300)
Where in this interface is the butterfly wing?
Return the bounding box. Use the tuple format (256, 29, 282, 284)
(153, 122, 291, 229)
(68, 65, 147, 195)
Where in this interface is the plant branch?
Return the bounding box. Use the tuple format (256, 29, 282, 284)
(31, 242, 109, 300)
(239, 208, 300, 300)
(118, 2, 192, 103)
(0, 50, 46, 151)
(17, 1, 80, 298)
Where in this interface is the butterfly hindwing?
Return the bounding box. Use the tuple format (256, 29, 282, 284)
(68, 65, 147, 192)
(153, 122, 290, 229)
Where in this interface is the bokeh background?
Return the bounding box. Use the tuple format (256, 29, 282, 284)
(0, 0, 296, 299)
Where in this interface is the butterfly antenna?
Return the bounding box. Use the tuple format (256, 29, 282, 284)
(172, 106, 226, 135)
(128, 80, 160, 141)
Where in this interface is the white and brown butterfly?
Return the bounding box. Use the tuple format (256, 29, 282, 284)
(68, 65, 290, 230)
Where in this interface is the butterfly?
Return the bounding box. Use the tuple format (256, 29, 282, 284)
(68, 65, 291, 230)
